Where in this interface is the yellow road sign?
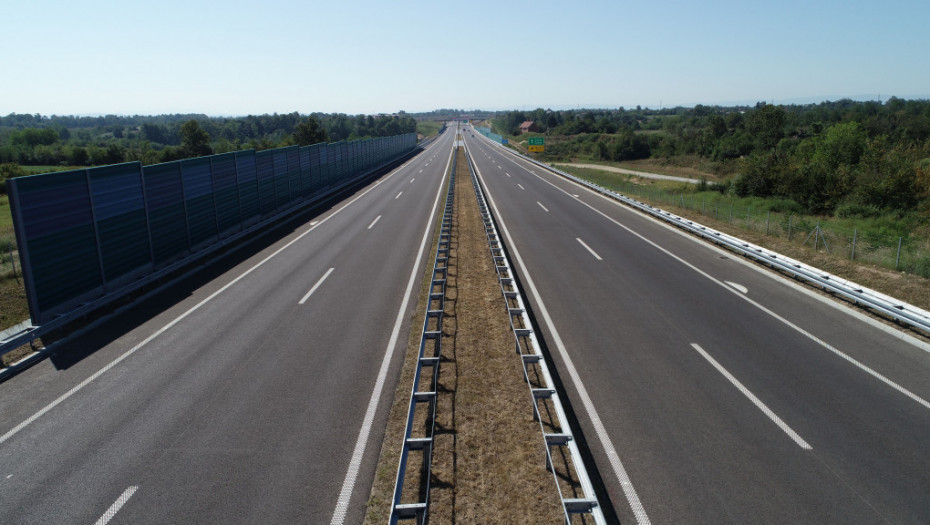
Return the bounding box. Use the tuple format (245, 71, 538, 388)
(528, 145, 545, 152)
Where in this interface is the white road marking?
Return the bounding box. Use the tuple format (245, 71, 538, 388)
(419, 169, 423, 173)
(0, 144, 418, 446)
(577, 238, 603, 260)
(506, 172, 511, 177)
(310, 221, 319, 226)
(517, 183, 525, 190)
(524, 165, 930, 413)
(367, 215, 382, 230)
(395, 191, 403, 200)
(470, 157, 650, 525)
(726, 281, 749, 294)
(299, 267, 335, 305)
(537, 201, 549, 212)
(691, 343, 812, 449)
(94, 486, 138, 525)
(410, 178, 415, 183)
(329, 145, 453, 525)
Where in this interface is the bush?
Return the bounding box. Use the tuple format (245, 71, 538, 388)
(0, 163, 27, 194)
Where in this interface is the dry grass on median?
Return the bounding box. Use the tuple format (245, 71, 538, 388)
(365, 146, 564, 524)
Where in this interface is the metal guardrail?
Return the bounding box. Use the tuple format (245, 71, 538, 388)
(480, 135, 930, 337)
(0, 147, 422, 368)
(464, 142, 606, 524)
(390, 144, 455, 523)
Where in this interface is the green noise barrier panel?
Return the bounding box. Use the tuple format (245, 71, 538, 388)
(8, 133, 417, 324)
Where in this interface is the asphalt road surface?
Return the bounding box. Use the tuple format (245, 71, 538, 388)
(0, 127, 457, 524)
(464, 127, 930, 524)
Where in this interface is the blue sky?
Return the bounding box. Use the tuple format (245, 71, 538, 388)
(2, 0, 928, 116)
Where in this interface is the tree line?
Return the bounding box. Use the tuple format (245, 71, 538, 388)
(0, 111, 417, 170)
(495, 99, 930, 218)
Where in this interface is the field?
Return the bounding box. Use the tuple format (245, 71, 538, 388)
(416, 120, 443, 138)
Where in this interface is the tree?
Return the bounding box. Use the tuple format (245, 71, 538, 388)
(293, 116, 329, 146)
(180, 120, 212, 157)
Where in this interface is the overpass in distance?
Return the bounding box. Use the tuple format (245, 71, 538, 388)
(1, 122, 929, 523)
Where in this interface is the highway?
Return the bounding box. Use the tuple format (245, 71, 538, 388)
(0, 127, 456, 524)
(464, 128, 930, 524)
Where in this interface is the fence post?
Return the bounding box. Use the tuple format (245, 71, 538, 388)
(8, 241, 17, 283)
(851, 229, 857, 260)
(896, 237, 903, 270)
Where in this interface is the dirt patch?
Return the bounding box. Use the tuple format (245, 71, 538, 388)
(365, 147, 563, 523)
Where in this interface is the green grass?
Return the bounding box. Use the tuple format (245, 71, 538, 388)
(559, 164, 930, 277)
(416, 121, 442, 138)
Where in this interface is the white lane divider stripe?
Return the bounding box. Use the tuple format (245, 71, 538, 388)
(691, 343, 812, 450)
(410, 178, 415, 183)
(472, 160, 651, 524)
(525, 167, 930, 414)
(0, 144, 412, 447)
(94, 486, 138, 525)
(367, 215, 382, 230)
(517, 183, 525, 190)
(506, 172, 511, 177)
(576, 238, 603, 261)
(395, 191, 403, 200)
(299, 268, 335, 305)
(537, 201, 549, 212)
(329, 144, 453, 525)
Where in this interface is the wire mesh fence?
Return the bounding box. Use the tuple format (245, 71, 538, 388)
(616, 182, 930, 278)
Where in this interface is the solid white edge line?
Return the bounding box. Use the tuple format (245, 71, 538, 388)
(0, 138, 445, 446)
(691, 343, 812, 449)
(367, 215, 382, 230)
(576, 238, 603, 261)
(298, 267, 335, 305)
(328, 141, 453, 525)
(537, 201, 549, 212)
(511, 156, 930, 412)
(472, 159, 651, 525)
(94, 485, 138, 525)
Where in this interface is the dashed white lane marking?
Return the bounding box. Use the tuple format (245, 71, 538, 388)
(537, 201, 549, 212)
(329, 144, 453, 525)
(576, 238, 603, 260)
(0, 156, 412, 446)
(517, 183, 525, 190)
(410, 178, 415, 183)
(691, 343, 812, 449)
(94, 486, 139, 525)
(726, 281, 749, 294)
(506, 172, 511, 177)
(471, 159, 651, 524)
(299, 267, 335, 305)
(367, 215, 382, 230)
(395, 191, 403, 200)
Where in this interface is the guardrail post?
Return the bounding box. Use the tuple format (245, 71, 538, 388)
(851, 229, 857, 260)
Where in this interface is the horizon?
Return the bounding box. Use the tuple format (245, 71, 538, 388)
(6, 94, 930, 120)
(3, 1, 929, 116)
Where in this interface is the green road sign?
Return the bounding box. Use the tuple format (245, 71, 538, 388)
(528, 137, 544, 145)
